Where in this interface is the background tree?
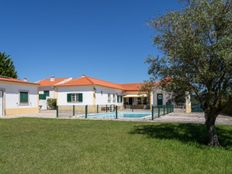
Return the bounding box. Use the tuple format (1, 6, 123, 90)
(147, 0, 232, 146)
(139, 81, 155, 108)
(0, 52, 17, 78)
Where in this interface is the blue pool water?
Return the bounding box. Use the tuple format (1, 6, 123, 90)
(80, 112, 151, 119)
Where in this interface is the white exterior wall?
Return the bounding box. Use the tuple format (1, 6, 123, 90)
(95, 86, 123, 105)
(39, 86, 57, 98)
(152, 88, 172, 106)
(0, 83, 38, 109)
(57, 86, 94, 106)
(57, 85, 124, 106)
(39, 86, 57, 110)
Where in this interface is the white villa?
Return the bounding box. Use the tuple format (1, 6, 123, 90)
(0, 77, 39, 116)
(0, 75, 189, 118)
(38, 75, 172, 110)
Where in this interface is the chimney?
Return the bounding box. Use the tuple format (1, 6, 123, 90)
(50, 76, 55, 82)
(81, 74, 86, 78)
(23, 78, 28, 82)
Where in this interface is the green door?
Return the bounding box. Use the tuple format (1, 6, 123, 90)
(157, 94, 163, 106)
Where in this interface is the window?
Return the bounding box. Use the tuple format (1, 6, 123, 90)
(44, 91, 50, 97)
(20, 92, 29, 104)
(113, 94, 116, 103)
(117, 95, 123, 103)
(67, 93, 83, 103)
(39, 94, 46, 100)
(138, 97, 142, 105)
(108, 94, 111, 103)
(143, 98, 147, 105)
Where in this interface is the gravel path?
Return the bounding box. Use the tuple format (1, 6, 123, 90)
(154, 112, 232, 125)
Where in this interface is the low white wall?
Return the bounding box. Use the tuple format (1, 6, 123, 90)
(39, 100, 47, 110)
(0, 82, 38, 109)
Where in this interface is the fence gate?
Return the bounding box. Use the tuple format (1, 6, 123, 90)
(157, 94, 163, 106)
(191, 104, 203, 112)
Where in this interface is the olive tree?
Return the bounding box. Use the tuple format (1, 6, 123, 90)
(147, 0, 232, 146)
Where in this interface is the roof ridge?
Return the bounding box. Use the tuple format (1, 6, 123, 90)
(84, 76, 95, 85)
(120, 83, 143, 85)
(0, 77, 38, 85)
(55, 77, 72, 85)
(86, 75, 119, 85)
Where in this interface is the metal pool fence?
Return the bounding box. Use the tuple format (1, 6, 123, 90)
(56, 104, 174, 120)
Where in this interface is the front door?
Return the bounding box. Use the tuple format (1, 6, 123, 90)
(129, 98, 133, 105)
(0, 91, 3, 117)
(157, 94, 163, 106)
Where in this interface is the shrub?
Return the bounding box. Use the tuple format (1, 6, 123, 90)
(47, 99, 57, 110)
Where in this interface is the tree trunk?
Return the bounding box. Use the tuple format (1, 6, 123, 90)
(205, 113, 220, 147)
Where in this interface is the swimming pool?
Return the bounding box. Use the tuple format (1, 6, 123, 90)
(80, 112, 152, 119)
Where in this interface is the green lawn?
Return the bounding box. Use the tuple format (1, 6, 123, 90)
(0, 119, 232, 174)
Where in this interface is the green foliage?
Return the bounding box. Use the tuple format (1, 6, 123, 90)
(222, 98, 232, 115)
(47, 98, 57, 109)
(0, 52, 17, 78)
(139, 81, 154, 108)
(147, 0, 232, 116)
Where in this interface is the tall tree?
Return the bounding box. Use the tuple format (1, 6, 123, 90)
(147, 0, 232, 146)
(0, 52, 17, 78)
(139, 81, 154, 108)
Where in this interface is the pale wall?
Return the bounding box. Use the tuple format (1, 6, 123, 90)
(0, 83, 38, 109)
(152, 88, 172, 106)
(39, 86, 57, 98)
(57, 85, 124, 106)
(95, 86, 123, 105)
(0, 82, 39, 116)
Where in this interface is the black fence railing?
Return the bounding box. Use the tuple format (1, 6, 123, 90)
(151, 105, 174, 119)
(56, 104, 174, 120)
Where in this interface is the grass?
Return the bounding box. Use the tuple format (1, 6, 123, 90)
(0, 118, 232, 174)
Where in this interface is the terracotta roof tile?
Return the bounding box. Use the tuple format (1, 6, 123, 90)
(56, 76, 124, 90)
(120, 83, 143, 91)
(42, 75, 159, 91)
(38, 78, 67, 87)
(0, 77, 38, 85)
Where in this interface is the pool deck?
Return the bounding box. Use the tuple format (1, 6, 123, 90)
(2, 110, 232, 125)
(154, 112, 232, 125)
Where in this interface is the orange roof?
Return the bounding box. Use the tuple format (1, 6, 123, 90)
(41, 75, 160, 91)
(57, 76, 124, 90)
(120, 83, 143, 91)
(0, 77, 38, 85)
(38, 78, 67, 87)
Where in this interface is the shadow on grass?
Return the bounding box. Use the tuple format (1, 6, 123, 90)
(131, 123, 232, 148)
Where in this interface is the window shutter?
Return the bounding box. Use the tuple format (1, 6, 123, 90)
(67, 94, 72, 102)
(20, 92, 28, 103)
(39, 94, 46, 100)
(20, 93, 23, 103)
(44, 91, 50, 97)
(78, 93, 83, 102)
